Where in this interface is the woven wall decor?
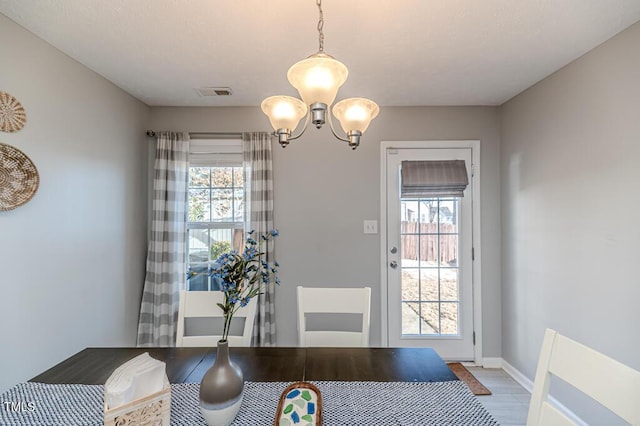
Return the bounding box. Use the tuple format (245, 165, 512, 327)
(0, 142, 39, 211)
(0, 91, 27, 133)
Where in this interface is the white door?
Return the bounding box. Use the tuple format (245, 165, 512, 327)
(385, 146, 475, 360)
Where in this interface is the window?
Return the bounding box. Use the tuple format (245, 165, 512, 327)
(400, 197, 460, 335)
(187, 139, 244, 291)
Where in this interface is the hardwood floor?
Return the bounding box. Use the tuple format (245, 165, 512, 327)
(467, 367, 531, 426)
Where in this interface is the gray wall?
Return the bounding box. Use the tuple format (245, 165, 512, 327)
(501, 21, 640, 423)
(149, 105, 502, 355)
(0, 14, 149, 392)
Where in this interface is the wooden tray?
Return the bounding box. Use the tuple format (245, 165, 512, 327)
(274, 382, 322, 426)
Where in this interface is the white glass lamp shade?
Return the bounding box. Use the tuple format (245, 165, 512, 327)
(287, 53, 348, 106)
(261, 96, 308, 131)
(332, 98, 379, 134)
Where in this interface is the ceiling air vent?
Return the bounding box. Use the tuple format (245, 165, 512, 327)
(195, 87, 233, 97)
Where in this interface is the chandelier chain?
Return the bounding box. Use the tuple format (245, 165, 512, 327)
(316, 0, 324, 52)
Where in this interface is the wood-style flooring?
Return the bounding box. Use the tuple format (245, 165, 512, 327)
(467, 367, 531, 426)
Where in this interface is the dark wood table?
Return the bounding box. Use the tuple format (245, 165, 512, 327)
(30, 347, 458, 384)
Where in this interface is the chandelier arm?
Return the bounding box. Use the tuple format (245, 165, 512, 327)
(288, 110, 312, 141)
(326, 111, 350, 143)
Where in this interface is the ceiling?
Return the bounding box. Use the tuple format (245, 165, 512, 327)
(1, 1, 639, 107)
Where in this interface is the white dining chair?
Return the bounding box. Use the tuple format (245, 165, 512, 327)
(526, 328, 640, 426)
(175, 290, 257, 347)
(296, 286, 371, 347)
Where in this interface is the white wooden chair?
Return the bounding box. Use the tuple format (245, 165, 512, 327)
(175, 290, 257, 347)
(526, 328, 640, 425)
(296, 286, 371, 347)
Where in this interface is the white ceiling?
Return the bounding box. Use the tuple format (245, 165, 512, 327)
(1, 1, 639, 107)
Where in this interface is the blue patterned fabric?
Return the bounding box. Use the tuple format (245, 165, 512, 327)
(0, 381, 498, 425)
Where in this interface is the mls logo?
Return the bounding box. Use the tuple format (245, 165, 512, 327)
(2, 401, 36, 412)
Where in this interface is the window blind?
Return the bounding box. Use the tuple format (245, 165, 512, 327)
(401, 160, 469, 198)
(189, 139, 242, 167)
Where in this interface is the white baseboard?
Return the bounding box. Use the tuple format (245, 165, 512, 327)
(501, 359, 534, 392)
(501, 359, 588, 426)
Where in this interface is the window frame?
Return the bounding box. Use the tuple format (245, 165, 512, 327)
(186, 139, 244, 291)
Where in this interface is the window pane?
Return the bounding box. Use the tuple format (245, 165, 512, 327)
(212, 167, 233, 188)
(187, 161, 244, 292)
(419, 234, 439, 265)
(401, 200, 420, 223)
(401, 269, 419, 302)
(421, 302, 440, 334)
(439, 233, 458, 266)
(187, 263, 209, 291)
(438, 199, 458, 230)
(402, 302, 420, 334)
(233, 168, 244, 187)
(420, 268, 438, 301)
(212, 189, 233, 221)
(187, 227, 240, 291)
(440, 302, 459, 335)
(188, 229, 209, 262)
(189, 167, 210, 188)
(440, 268, 459, 301)
(210, 229, 233, 260)
(420, 200, 438, 224)
(400, 195, 463, 337)
(401, 234, 418, 267)
(189, 189, 210, 222)
(234, 189, 244, 222)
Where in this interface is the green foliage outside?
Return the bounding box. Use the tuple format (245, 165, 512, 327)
(210, 240, 232, 260)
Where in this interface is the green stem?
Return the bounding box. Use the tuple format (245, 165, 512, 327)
(222, 311, 231, 341)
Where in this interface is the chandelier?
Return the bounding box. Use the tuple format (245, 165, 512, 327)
(261, 0, 379, 150)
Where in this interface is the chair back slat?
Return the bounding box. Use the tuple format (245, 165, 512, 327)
(297, 286, 371, 347)
(176, 290, 257, 347)
(527, 328, 640, 425)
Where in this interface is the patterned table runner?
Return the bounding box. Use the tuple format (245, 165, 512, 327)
(1, 380, 498, 425)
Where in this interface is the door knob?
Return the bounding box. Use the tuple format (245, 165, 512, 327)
(390, 261, 398, 269)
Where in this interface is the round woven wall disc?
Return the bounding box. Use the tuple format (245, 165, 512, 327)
(0, 91, 27, 133)
(0, 142, 39, 211)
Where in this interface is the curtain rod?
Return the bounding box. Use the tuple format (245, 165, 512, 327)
(146, 131, 243, 140)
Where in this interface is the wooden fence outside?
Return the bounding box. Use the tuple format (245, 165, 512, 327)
(401, 221, 457, 264)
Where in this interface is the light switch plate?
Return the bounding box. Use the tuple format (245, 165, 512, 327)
(364, 220, 378, 234)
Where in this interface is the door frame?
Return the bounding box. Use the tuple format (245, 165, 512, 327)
(380, 140, 483, 364)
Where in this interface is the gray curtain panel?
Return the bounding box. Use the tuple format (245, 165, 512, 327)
(137, 132, 190, 347)
(243, 132, 277, 347)
(401, 160, 469, 198)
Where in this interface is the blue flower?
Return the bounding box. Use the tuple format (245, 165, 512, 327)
(186, 228, 280, 342)
(186, 269, 197, 280)
(243, 247, 258, 260)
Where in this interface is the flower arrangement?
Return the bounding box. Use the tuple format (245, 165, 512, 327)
(207, 229, 280, 342)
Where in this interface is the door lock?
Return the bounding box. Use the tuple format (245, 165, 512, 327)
(390, 246, 397, 254)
